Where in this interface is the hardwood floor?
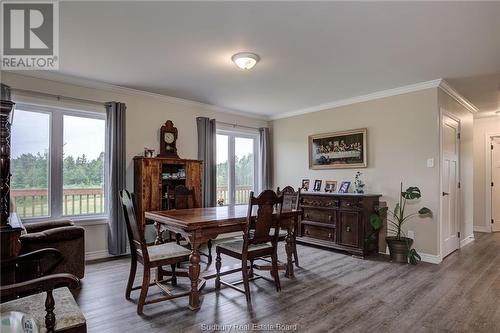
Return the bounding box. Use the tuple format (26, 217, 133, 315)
(77, 232, 500, 333)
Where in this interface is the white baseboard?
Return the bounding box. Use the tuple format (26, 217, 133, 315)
(418, 252, 442, 264)
(460, 234, 475, 248)
(85, 250, 111, 261)
(473, 225, 491, 233)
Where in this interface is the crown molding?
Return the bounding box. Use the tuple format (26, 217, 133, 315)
(3, 71, 269, 121)
(438, 79, 479, 114)
(270, 79, 443, 120)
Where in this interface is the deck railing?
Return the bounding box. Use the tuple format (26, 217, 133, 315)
(11, 188, 105, 218)
(216, 185, 253, 205)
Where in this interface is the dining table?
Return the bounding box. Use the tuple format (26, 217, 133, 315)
(144, 205, 302, 310)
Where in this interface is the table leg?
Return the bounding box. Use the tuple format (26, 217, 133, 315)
(285, 231, 294, 279)
(189, 245, 201, 310)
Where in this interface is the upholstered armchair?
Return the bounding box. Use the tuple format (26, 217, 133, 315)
(20, 220, 85, 279)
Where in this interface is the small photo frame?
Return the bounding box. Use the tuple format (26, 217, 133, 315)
(313, 179, 322, 192)
(338, 181, 351, 193)
(324, 181, 337, 193)
(301, 179, 310, 191)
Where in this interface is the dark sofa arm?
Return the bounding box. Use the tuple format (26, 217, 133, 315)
(24, 219, 74, 233)
(20, 226, 84, 244)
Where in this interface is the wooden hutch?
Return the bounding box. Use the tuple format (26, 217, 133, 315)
(297, 192, 381, 257)
(133, 157, 202, 226)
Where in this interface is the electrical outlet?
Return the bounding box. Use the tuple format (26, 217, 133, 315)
(407, 230, 415, 240)
(427, 158, 434, 168)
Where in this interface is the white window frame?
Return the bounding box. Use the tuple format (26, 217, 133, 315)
(216, 128, 259, 205)
(13, 103, 108, 222)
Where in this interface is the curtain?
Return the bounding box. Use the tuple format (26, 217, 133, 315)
(197, 117, 216, 207)
(106, 102, 127, 255)
(259, 127, 272, 192)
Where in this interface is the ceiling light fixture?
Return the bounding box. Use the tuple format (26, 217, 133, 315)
(231, 52, 260, 70)
(496, 110, 500, 116)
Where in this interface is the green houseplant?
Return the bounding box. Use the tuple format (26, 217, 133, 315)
(370, 183, 432, 264)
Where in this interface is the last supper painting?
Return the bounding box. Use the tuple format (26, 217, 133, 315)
(309, 128, 367, 169)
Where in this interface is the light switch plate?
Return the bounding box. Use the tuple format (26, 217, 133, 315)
(427, 158, 434, 168)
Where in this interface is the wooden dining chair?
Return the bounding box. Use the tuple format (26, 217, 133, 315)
(120, 190, 192, 315)
(276, 186, 301, 267)
(215, 190, 283, 303)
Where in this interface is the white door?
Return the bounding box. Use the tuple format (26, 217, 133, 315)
(441, 115, 460, 258)
(491, 137, 500, 231)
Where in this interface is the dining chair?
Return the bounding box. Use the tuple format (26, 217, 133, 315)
(170, 185, 213, 263)
(276, 186, 301, 267)
(215, 190, 283, 302)
(120, 190, 192, 315)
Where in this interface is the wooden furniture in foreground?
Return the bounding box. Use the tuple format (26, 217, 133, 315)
(0, 249, 85, 333)
(133, 156, 202, 226)
(120, 190, 192, 315)
(297, 192, 381, 257)
(145, 205, 302, 310)
(215, 191, 283, 302)
(276, 186, 301, 267)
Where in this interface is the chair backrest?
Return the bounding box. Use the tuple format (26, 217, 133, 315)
(119, 190, 147, 259)
(173, 185, 195, 209)
(277, 186, 301, 211)
(245, 190, 283, 246)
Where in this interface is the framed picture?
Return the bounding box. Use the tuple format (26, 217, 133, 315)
(309, 128, 367, 169)
(324, 181, 337, 193)
(301, 179, 310, 191)
(313, 179, 322, 192)
(338, 181, 351, 193)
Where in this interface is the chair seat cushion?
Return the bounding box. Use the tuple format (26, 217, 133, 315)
(269, 228, 287, 238)
(217, 240, 272, 254)
(0, 287, 86, 333)
(139, 242, 191, 261)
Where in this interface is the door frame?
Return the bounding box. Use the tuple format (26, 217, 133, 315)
(486, 132, 500, 232)
(439, 109, 461, 258)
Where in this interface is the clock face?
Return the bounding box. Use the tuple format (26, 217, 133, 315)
(164, 132, 175, 144)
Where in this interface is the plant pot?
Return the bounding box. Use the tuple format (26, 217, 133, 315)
(386, 236, 413, 263)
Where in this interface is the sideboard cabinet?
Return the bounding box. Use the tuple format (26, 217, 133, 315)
(297, 192, 382, 257)
(133, 157, 202, 226)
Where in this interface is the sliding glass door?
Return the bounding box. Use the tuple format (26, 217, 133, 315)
(216, 130, 257, 205)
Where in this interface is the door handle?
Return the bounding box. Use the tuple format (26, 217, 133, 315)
(442, 192, 449, 196)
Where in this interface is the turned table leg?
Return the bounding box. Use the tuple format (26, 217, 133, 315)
(285, 232, 294, 279)
(188, 244, 201, 310)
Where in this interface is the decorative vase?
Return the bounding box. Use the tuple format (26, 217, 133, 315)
(386, 236, 413, 263)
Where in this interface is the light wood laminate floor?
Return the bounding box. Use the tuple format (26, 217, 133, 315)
(77, 232, 500, 333)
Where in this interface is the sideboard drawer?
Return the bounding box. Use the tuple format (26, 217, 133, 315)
(302, 208, 336, 224)
(340, 198, 361, 209)
(303, 224, 335, 242)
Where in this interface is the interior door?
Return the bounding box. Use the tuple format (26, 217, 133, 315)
(441, 115, 460, 258)
(491, 137, 500, 231)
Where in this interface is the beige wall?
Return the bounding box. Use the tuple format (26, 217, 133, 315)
(473, 116, 500, 231)
(437, 90, 475, 245)
(1, 71, 267, 259)
(272, 89, 442, 256)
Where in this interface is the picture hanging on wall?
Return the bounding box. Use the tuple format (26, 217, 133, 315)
(309, 128, 367, 169)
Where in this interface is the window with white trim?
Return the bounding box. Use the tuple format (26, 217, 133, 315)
(216, 129, 258, 205)
(11, 104, 107, 220)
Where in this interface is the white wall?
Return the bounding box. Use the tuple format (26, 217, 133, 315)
(272, 88, 442, 256)
(473, 116, 500, 231)
(1, 71, 268, 260)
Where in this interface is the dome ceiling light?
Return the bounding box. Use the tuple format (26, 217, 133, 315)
(231, 52, 260, 70)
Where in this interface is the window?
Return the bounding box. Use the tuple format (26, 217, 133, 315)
(216, 130, 257, 205)
(11, 104, 107, 220)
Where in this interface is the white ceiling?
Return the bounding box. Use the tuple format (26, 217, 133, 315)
(43, 2, 500, 117)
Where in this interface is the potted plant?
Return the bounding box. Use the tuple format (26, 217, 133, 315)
(370, 183, 432, 264)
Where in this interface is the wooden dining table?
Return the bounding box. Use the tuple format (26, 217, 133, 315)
(145, 205, 302, 310)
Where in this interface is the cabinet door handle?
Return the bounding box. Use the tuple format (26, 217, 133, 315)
(305, 230, 310, 235)
(328, 215, 332, 222)
(305, 213, 309, 218)
(328, 233, 332, 239)
(346, 226, 351, 232)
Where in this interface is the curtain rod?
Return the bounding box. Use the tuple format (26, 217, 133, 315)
(216, 121, 262, 131)
(11, 88, 106, 107)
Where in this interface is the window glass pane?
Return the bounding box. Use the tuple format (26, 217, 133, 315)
(63, 115, 105, 216)
(235, 137, 254, 204)
(216, 134, 229, 205)
(11, 110, 50, 218)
